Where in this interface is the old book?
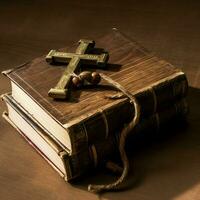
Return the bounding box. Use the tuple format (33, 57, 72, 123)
(2, 93, 188, 181)
(1, 93, 118, 181)
(2, 93, 114, 181)
(2, 29, 188, 154)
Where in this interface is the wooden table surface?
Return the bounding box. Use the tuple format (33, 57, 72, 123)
(0, 1, 200, 200)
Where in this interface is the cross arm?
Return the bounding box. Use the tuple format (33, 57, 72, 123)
(46, 50, 109, 68)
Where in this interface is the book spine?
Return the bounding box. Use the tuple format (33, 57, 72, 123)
(133, 98, 188, 135)
(66, 98, 188, 180)
(62, 136, 118, 181)
(68, 73, 188, 154)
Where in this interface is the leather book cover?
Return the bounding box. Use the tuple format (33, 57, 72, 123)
(2, 29, 188, 153)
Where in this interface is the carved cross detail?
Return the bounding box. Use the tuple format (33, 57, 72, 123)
(46, 39, 109, 99)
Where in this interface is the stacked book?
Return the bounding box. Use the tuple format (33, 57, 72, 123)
(1, 29, 188, 183)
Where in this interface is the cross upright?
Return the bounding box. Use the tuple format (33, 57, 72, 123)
(46, 39, 109, 99)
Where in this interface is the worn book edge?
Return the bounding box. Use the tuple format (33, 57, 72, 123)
(2, 111, 67, 177)
(1, 95, 75, 181)
(1, 92, 69, 153)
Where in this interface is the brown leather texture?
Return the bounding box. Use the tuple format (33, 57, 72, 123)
(0, 1, 200, 200)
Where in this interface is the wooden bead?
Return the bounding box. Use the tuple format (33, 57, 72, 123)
(72, 76, 82, 87)
(79, 71, 92, 82)
(91, 72, 101, 85)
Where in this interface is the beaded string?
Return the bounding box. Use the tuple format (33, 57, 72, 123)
(71, 71, 140, 193)
(87, 73, 140, 193)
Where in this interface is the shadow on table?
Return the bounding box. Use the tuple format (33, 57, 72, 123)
(73, 87, 200, 200)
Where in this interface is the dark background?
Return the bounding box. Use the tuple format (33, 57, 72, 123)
(0, 1, 200, 200)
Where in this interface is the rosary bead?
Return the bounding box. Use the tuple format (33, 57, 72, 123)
(72, 76, 82, 87)
(79, 71, 92, 82)
(91, 72, 101, 85)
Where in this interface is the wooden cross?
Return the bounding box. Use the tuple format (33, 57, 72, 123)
(46, 39, 109, 99)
